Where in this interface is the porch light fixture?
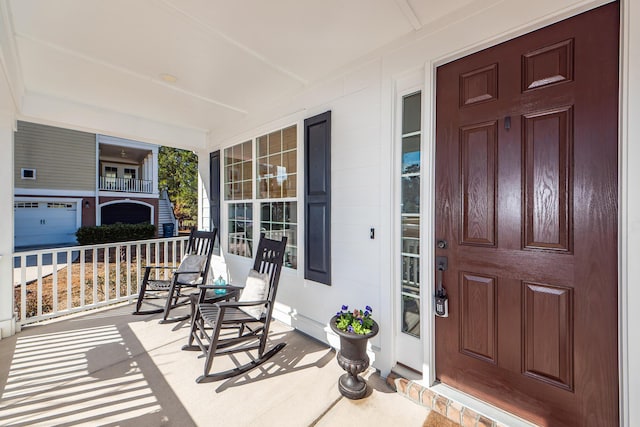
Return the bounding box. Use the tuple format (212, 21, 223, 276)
(120, 149, 127, 158)
(84, 200, 90, 208)
(159, 73, 178, 83)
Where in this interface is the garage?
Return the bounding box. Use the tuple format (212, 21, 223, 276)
(14, 200, 80, 249)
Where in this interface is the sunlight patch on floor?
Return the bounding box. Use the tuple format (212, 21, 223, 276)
(0, 325, 163, 426)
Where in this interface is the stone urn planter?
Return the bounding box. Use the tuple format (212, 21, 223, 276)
(330, 315, 379, 399)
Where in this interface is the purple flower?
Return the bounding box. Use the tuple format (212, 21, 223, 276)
(364, 311, 370, 317)
(336, 311, 342, 316)
(366, 305, 372, 312)
(347, 325, 354, 333)
(359, 318, 363, 324)
(341, 305, 348, 311)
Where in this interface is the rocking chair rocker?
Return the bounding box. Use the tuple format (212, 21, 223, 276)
(133, 228, 216, 323)
(183, 233, 287, 383)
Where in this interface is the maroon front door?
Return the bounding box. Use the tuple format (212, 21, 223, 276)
(434, 4, 619, 426)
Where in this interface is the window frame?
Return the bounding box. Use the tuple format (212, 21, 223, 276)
(222, 123, 301, 271)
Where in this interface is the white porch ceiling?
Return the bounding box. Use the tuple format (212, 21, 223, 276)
(2, 0, 481, 134)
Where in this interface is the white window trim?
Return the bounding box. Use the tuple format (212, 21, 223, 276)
(20, 168, 36, 180)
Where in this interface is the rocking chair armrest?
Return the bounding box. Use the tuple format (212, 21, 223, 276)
(173, 270, 202, 276)
(214, 299, 268, 309)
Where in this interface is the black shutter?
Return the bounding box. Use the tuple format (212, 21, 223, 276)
(209, 150, 221, 254)
(304, 111, 331, 285)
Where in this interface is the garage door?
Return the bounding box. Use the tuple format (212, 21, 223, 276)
(15, 201, 78, 248)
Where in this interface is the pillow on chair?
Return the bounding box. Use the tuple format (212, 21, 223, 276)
(176, 254, 207, 284)
(238, 269, 270, 319)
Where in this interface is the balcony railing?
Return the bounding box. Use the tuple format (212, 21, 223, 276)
(99, 176, 153, 193)
(13, 236, 189, 325)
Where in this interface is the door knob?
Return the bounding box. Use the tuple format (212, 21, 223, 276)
(437, 239, 447, 249)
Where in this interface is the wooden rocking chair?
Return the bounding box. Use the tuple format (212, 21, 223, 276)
(183, 233, 287, 383)
(133, 228, 216, 323)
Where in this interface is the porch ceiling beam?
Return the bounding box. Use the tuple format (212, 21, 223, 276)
(394, 0, 422, 31)
(158, 0, 309, 85)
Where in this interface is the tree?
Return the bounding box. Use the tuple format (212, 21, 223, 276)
(158, 147, 198, 227)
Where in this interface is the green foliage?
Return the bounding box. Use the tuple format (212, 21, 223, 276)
(158, 146, 198, 224)
(335, 305, 374, 335)
(76, 223, 155, 245)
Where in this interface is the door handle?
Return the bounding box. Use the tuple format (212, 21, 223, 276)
(435, 256, 449, 317)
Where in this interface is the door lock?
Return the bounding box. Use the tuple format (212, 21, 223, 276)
(435, 256, 449, 317)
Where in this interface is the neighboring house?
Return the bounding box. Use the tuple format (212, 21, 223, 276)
(13, 121, 171, 249)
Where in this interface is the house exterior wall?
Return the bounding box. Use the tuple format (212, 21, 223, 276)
(200, 0, 635, 424)
(14, 121, 95, 191)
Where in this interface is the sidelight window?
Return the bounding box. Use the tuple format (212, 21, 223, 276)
(400, 92, 422, 338)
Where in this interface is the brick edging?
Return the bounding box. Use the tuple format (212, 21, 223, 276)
(386, 373, 503, 427)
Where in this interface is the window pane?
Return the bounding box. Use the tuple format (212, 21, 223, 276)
(284, 174, 296, 198)
(224, 141, 252, 200)
(401, 176, 420, 214)
(256, 126, 296, 199)
(283, 151, 297, 174)
(228, 203, 252, 258)
(260, 201, 297, 269)
(402, 135, 420, 174)
(402, 295, 420, 337)
(257, 135, 268, 158)
(402, 216, 420, 255)
(402, 92, 421, 134)
(283, 126, 296, 151)
(268, 130, 281, 154)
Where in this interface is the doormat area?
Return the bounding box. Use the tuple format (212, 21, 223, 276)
(386, 372, 502, 427)
(423, 411, 461, 427)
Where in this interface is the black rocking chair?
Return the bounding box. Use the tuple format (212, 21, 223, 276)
(183, 233, 287, 383)
(133, 229, 216, 323)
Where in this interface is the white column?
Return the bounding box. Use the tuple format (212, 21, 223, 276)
(151, 147, 159, 196)
(0, 113, 16, 338)
(197, 150, 210, 231)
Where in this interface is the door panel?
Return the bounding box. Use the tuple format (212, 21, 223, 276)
(435, 3, 619, 426)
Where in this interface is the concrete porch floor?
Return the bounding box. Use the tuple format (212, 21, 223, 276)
(0, 303, 430, 426)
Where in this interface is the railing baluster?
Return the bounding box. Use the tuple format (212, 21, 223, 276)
(80, 248, 86, 307)
(116, 245, 121, 300)
(20, 255, 26, 321)
(104, 246, 109, 302)
(67, 249, 72, 310)
(36, 253, 43, 317)
(126, 244, 132, 297)
(163, 240, 169, 280)
(52, 250, 58, 313)
(93, 248, 98, 305)
(136, 243, 141, 294)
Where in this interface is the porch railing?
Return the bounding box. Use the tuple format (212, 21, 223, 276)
(13, 236, 189, 326)
(99, 176, 153, 193)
